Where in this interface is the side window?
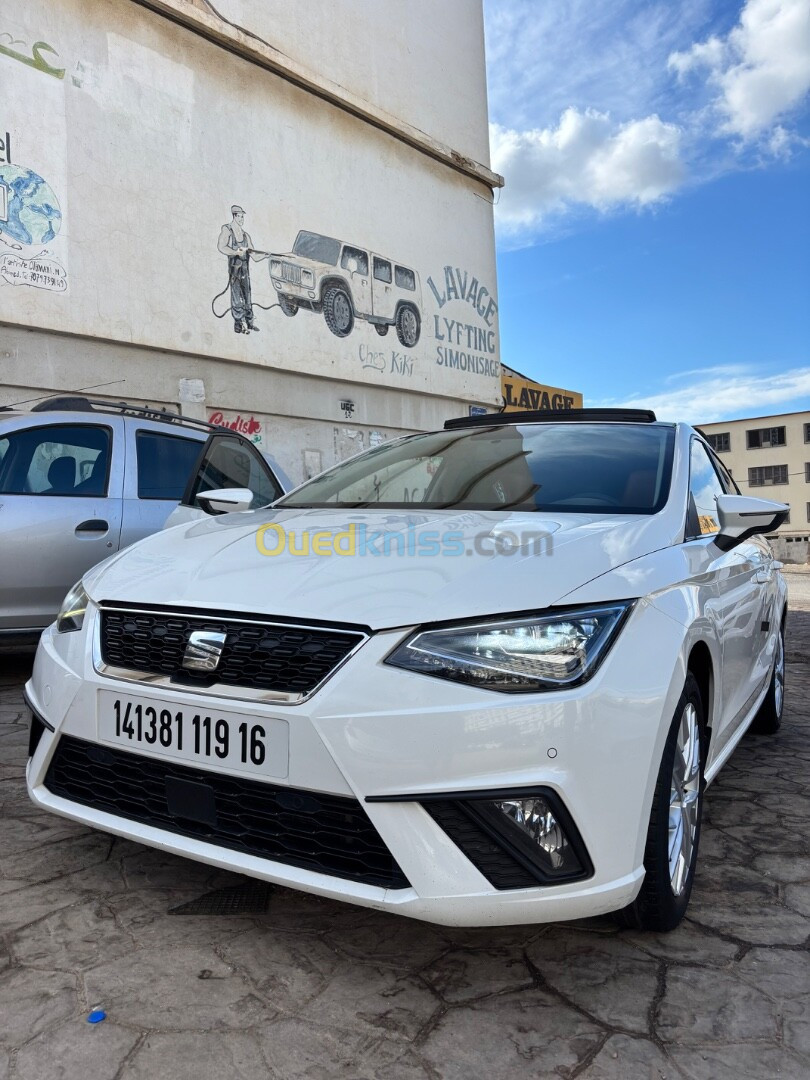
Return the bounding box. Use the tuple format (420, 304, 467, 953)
(708, 449, 739, 495)
(341, 246, 369, 276)
(686, 440, 725, 538)
(186, 434, 282, 510)
(0, 438, 7, 470)
(136, 431, 203, 500)
(0, 424, 111, 496)
(373, 257, 392, 284)
(394, 265, 416, 291)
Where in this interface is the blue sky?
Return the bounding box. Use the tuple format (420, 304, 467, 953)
(484, 0, 810, 423)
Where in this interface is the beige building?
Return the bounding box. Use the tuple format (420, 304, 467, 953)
(0, 0, 503, 484)
(699, 411, 809, 561)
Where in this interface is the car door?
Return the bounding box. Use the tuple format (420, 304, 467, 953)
(119, 423, 206, 549)
(169, 430, 284, 526)
(340, 245, 372, 316)
(0, 418, 124, 631)
(687, 439, 770, 755)
(371, 256, 396, 322)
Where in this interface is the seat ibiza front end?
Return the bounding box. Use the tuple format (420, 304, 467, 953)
(25, 409, 788, 930)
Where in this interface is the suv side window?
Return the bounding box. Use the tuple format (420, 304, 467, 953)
(0, 424, 111, 496)
(707, 447, 739, 495)
(136, 431, 202, 500)
(394, 266, 416, 290)
(341, 246, 369, 276)
(186, 434, 282, 510)
(686, 439, 725, 538)
(373, 257, 392, 283)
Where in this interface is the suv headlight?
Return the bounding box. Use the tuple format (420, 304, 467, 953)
(385, 602, 634, 693)
(270, 259, 282, 276)
(56, 581, 90, 634)
(301, 268, 314, 286)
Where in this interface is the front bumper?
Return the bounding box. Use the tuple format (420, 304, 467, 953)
(26, 601, 686, 926)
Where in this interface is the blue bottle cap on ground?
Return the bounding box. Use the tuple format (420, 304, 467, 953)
(87, 1010, 106, 1024)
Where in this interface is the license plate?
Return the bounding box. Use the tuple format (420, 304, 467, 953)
(97, 690, 289, 778)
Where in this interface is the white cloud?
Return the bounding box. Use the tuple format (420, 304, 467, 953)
(491, 108, 684, 235)
(669, 0, 810, 139)
(594, 365, 810, 423)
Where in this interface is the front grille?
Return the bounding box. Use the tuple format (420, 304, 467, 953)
(45, 736, 409, 890)
(99, 607, 364, 696)
(281, 262, 302, 285)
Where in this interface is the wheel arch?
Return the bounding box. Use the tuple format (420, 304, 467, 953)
(319, 276, 355, 310)
(687, 639, 714, 750)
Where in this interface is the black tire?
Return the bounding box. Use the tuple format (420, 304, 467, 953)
(374, 323, 389, 337)
(323, 286, 354, 338)
(750, 621, 785, 735)
(278, 295, 298, 317)
(395, 304, 420, 347)
(619, 673, 706, 932)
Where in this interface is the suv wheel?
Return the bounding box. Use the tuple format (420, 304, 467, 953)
(619, 672, 706, 932)
(396, 305, 420, 347)
(323, 286, 354, 338)
(750, 621, 785, 734)
(374, 324, 389, 337)
(279, 295, 298, 317)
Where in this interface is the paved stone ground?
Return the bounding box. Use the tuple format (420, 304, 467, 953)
(1, 577, 808, 1079)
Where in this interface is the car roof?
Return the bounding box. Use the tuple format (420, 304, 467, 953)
(0, 396, 216, 437)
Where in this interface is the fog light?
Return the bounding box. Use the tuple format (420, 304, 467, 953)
(493, 796, 582, 877)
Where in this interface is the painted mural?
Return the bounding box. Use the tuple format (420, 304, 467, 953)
(1, 0, 501, 407)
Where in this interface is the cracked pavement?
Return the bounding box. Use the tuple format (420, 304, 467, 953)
(1, 574, 808, 1078)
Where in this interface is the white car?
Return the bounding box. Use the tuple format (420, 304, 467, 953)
(25, 409, 788, 931)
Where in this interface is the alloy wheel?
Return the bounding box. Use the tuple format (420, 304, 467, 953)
(774, 631, 785, 718)
(668, 702, 701, 896)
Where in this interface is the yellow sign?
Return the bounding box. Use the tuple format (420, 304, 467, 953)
(501, 369, 583, 412)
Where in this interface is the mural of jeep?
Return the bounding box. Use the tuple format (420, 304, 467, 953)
(270, 230, 422, 347)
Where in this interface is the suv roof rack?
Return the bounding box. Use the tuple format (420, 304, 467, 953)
(444, 408, 657, 430)
(29, 396, 223, 434)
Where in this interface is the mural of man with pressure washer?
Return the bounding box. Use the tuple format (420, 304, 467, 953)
(216, 205, 269, 334)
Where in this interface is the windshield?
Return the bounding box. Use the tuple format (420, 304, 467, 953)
(292, 231, 341, 265)
(279, 423, 676, 513)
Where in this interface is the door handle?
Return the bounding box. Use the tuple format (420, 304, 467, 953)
(75, 519, 109, 536)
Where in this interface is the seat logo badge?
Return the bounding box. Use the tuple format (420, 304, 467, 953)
(182, 630, 227, 672)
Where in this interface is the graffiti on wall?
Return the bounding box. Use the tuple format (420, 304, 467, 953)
(213, 205, 270, 334)
(0, 33, 64, 79)
(0, 131, 67, 292)
(429, 266, 500, 380)
(209, 410, 263, 445)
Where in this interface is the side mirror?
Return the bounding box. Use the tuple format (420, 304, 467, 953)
(196, 488, 254, 515)
(715, 494, 789, 551)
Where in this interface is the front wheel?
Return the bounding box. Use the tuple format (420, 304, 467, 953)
(750, 622, 785, 734)
(323, 286, 354, 338)
(619, 673, 706, 932)
(374, 323, 389, 337)
(395, 305, 420, 347)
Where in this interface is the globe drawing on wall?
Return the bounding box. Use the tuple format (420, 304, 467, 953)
(0, 164, 62, 246)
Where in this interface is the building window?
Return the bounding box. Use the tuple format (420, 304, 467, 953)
(749, 464, 788, 486)
(805, 423, 810, 443)
(706, 432, 730, 453)
(746, 426, 786, 449)
(806, 462, 810, 483)
(807, 502, 810, 523)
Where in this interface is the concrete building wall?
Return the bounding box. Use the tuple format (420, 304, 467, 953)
(212, 0, 493, 165)
(0, 0, 501, 484)
(699, 411, 809, 562)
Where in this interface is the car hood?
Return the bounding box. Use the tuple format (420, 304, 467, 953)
(86, 507, 679, 629)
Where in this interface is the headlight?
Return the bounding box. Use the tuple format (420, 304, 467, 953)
(270, 259, 282, 276)
(301, 269, 314, 286)
(385, 602, 634, 693)
(56, 581, 89, 634)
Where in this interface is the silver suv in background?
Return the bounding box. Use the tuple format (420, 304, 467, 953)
(0, 397, 285, 648)
(270, 230, 422, 346)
